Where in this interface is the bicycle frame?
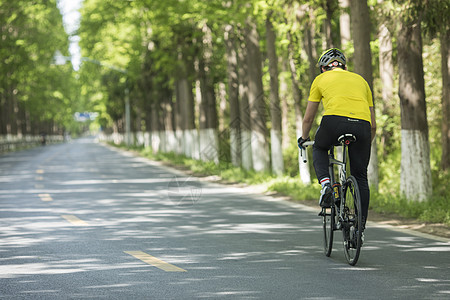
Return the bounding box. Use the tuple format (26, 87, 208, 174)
(300, 134, 363, 265)
(329, 145, 348, 185)
(299, 139, 349, 201)
(328, 144, 348, 230)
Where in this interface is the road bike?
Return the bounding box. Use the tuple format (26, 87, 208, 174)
(300, 134, 363, 266)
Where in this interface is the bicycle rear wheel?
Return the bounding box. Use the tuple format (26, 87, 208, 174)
(322, 206, 335, 257)
(342, 175, 362, 266)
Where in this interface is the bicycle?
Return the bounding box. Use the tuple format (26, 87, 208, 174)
(300, 134, 363, 266)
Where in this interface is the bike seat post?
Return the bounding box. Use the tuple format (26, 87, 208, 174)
(338, 134, 356, 166)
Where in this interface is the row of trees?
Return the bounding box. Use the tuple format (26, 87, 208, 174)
(0, 0, 83, 137)
(1, 1, 448, 202)
(78, 0, 449, 201)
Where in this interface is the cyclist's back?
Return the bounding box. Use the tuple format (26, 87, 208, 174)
(309, 68, 373, 123)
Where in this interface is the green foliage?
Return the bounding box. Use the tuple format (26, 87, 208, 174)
(78, 0, 138, 128)
(0, 0, 82, 134)
(421, 0, 450, 37)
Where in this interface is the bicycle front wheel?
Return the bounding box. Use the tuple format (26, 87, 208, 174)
(322, 206, 335, 257)
(342, 175, 362, 266)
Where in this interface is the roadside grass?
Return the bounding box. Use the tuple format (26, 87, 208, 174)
(369, 192, 450, 225)
(267, 177, 449, 226)
(115, 143, 450, 226)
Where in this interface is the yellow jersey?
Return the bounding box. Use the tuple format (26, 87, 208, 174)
(308, 68, 373, 123)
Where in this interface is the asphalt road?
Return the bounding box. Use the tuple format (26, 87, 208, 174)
(0, 137, 449, 299)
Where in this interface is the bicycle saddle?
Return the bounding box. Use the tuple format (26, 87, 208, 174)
(338, 134, 356, 145)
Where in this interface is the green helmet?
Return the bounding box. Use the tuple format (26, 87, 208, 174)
(318, 48, 346, 73)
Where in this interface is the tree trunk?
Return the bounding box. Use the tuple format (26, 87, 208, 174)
(0, 94, 4, 135)
(280, 65, 290, 150)
(398, 18, 432, 201)
(440, 30, 450, 170)
(287, 32, 311, 184)
(15, 97, 24, 137)
(24, 110, 31, 135)
(197, 25, 219, 163)
(217, 82, 228, 133)
(238, 30, 253, 171)
(199, 24, 218, 132)
(378, 22, 395, 156)
(161, 88, 175, 153)
(266, 14, 284, 175)
(174, 79, 184, 155)
(183, 74, 197, 158)
(303, 7, 317, 82)
(350, 0, 373, 85)
(323, 0, 337, 48)
(139, 76, 153, 148)
(350, 0, 379, 191)
(245, 18, 270, 172)
(339, 0, 351, 51)
(5, 88, 16, 135)
(225, 24, 241, 167)
(151, 100, 161, 154)
(197, 58, 208, 131)
(177, 49, 197, 158)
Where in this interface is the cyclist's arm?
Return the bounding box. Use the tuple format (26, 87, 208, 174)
(370, 106, 376, 142)
(302, 101, 320, 139)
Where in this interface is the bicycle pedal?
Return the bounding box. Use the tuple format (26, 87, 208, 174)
(318, 211, 325, 217)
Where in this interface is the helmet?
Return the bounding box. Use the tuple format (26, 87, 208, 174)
(317, 48, 346, 73)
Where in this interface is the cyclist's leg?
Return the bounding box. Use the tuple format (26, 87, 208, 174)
(346, 120, 372, 228)
(312, 116, 341, 182)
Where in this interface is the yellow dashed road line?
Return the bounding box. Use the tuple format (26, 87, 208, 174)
(38, 194, 53, 202)
(125, 251, 187, 272)
(61, 215, 89, 226)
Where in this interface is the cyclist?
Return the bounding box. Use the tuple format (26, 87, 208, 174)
(298, 48, 376, 232)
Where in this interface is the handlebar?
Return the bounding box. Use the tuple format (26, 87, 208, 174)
(299, 141, 314, 163)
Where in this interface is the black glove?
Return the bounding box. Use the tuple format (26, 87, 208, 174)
(297, 136, 310, 150)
